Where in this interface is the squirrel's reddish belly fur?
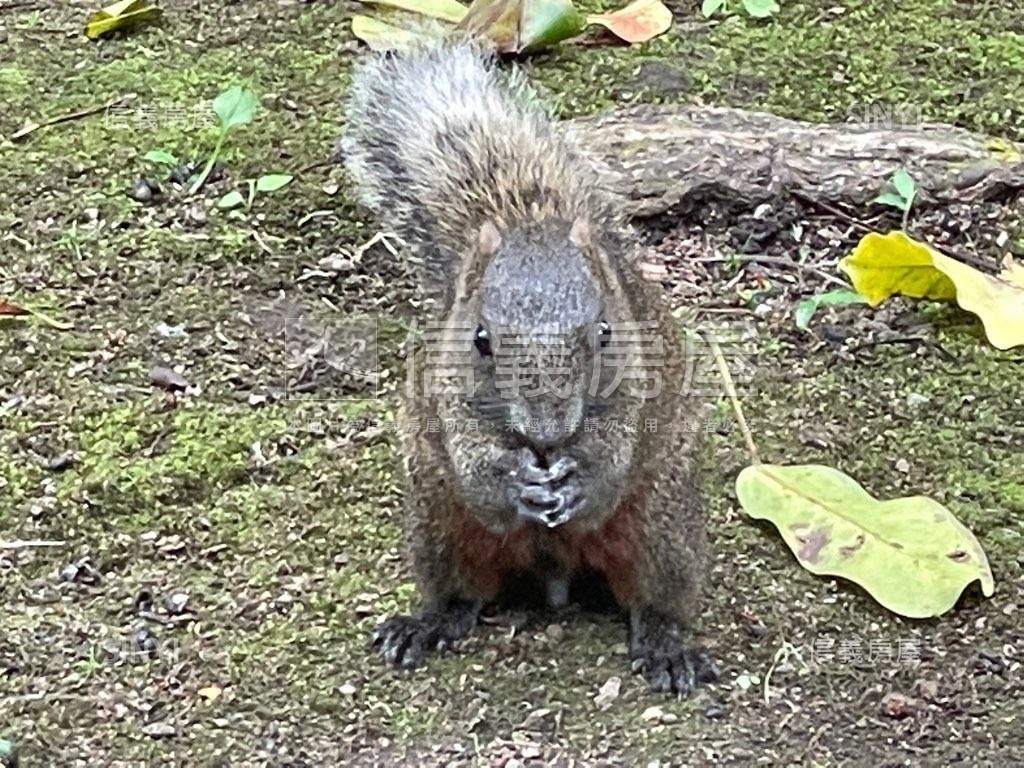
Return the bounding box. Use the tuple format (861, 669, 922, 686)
(452, 497, 641, 604)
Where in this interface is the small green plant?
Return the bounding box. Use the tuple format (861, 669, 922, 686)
(188, 85, 259, 195)
(873, 168, 917, 230)
(142, 149, 178, 168)
(793, 289, 867, 330)
(217, 173, 293, 210)
(701, 0, 779, 18)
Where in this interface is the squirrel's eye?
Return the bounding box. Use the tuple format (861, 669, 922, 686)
(474, 325, 492, 357)
(598, 320, 612, 348)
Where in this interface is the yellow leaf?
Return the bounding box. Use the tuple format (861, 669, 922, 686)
(1000, 254, 1024, 289)
(359, 0, 468, 23)
(85, 0, 161, 40)
(586, 0, 673, 44)
(838, 231, 956, 306)
(351, 15, 420, 52)
(197, 685, 223, 703)
(840, 231, 1024, 350)
(985, 137, 1022, 163)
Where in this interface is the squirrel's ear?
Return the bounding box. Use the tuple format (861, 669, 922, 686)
(569, 218, 591, 248)
(477, 221, 502, 256)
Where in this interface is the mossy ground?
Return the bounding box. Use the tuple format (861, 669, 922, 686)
(1, 1, 1022, 765)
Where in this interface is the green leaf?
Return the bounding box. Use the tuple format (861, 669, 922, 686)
(872, 191, 908, 210)
(85, 0, 162, 39)
(213, 86, 258, 131)
(359, 0, 468, 22)
(217, 189, 245, 209)
(891, 168, 916, 201)
(255, 173, 293, 193)
(793, 289, 867, 330)
(792, 298, 817, 330)
(521, 0, 585, 51)
(701, 0, 726, 15)
(736, 464, 995, 618)
(0, 738, 18, 767)
(143, 149, 177, 166)
(741, 0, 778, 17)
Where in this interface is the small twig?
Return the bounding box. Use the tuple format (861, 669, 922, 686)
(0, 539, 65, 550)
(11, 94, 134, 142)
(791, 190, 876, 234)
(296, 158, 335, 177)
(705, 335, 760, 465)
(692, 253, 849, 289)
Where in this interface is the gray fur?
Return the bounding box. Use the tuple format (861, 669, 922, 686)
(345, 43, 715, 695)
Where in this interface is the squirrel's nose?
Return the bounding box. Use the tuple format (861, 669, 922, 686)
(512, 397, 583, 449)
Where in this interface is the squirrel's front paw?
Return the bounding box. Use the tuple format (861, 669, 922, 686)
(511, 449, 583, 527)
(372, 602, 479, 669)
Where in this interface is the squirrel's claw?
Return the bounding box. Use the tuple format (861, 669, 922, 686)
(629, 609, 718, 696)
(512, 450, 584, 527)
(372, 602, 480, 669)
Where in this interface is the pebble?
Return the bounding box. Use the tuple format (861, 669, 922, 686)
(141, 722, 176, 738)
(150, 365, 190, 391)
(544, 623, 564, 641)
(128, 178, 160, 203)
(640, 705, 664, 722)
(594, 676, 622, 708)
(164, 592, 190, 615)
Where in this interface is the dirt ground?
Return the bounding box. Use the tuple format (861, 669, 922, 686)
(1, 1, 1022, 766)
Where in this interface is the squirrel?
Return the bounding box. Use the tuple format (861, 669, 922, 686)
(341, 40, 717, 695)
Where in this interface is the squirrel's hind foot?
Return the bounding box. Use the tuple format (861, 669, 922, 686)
(372, 599, 480, 669)
(629, 608, 718, 696)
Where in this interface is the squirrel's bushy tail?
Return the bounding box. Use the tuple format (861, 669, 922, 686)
(342, 41, 597, 268)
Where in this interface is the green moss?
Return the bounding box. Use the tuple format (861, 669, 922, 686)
(62, 402, 287, 521)
(527, 0, 1024, 140)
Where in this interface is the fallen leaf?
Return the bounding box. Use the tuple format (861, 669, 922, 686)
(143, 149, 178, 166)
(586, 0, 672, 44)
(840, 230, 1024, 349)
(0, 299, 28, 316)
(880, 691, 918, 719)
(360, 0, 468, 22)
(458, 0, 522, 51)
(793, 289, 866, 330)
(197, 685, 222, 703)
(0, 299, 72, 330)
(255, 174, 293, 193)
(1000, 253, 1024, 287)
(519, 0, 584, 51)
(735, 464, 994, 619)
(85, 0, 162, 40)
(458, 0, 583, 52)
(351, 14, 422, 51)
(742, 0, 779, 16)
(217, 189, 246, 210)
